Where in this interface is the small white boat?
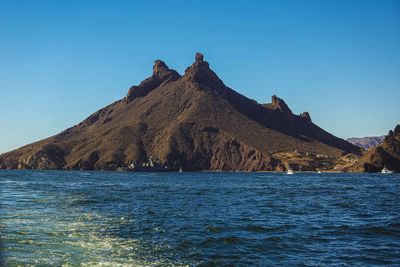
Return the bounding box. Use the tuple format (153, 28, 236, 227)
(287, 169, 294, 175)
(317, 170, 322, 174)
(381, 166, 393, 174)
(179, 167, 183, 173)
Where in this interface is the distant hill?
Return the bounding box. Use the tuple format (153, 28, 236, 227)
(0, 53, 360, 171)
(348, 125, 400, 172)
(347, 136, 385, 150)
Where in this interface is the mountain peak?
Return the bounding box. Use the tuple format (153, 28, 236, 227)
(183, 52, 224, 89)
(125, 59, 180, 103)
(271, 95, 292, 114)
(394, 124, 400, 135)
(186, 52, 210, 71)
(153, 60, 168, 76)
(300, 112, 312, 122)
(195, 52, 204, 63)
(0, 53, 362, 172)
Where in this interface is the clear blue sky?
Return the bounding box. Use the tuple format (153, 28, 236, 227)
(0, 0, 399, 153)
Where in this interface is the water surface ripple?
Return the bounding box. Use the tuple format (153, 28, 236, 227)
(1, 171, 399, 266)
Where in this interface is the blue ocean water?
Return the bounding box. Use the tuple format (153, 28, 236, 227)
(0, 170, 399, 266)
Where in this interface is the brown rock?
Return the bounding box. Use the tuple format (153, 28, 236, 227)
(394, 124, 400, 135)
(153, 59, 168, 75)
(0, 53, 361, 171)
(183, 52, 224, 89)
(271, 95, 292, 114)
(300, 112, 312, 122)
(195, 52, 204, 63)
(348, 124, 400, 172)
(125, 60, 180, 103)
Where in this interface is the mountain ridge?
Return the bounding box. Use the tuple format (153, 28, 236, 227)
(347, 136, 385, 150)
(0, 53, 361, 171)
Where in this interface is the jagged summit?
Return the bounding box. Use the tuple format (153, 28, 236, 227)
(152, 59, 169, 76)
(263, 95, 312, 124)
(195, 52, 204, 62)
(183, 52, 225, 89)
(0, 53, 361, 171)
(394, 124, 400, 135)
(300, 112, 312, 122)
(125, 59, 180, 103)
(126, 52, 223, 103)
(270, 95, 292, 114)
(386, 124, 400, 141)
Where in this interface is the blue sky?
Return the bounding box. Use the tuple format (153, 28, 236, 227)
(0, 0, 399, 153)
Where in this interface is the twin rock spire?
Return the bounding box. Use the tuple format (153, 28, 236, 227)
(125, 52, 222, 103)
(153, 52, 205, 77)
(125, 53, 311, 122)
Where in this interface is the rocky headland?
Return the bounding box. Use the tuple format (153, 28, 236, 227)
(347, 125, 400, 172)
(3, 53, 391, 172)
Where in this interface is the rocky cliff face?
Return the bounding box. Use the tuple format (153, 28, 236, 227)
(125, 59, 180, 103)
(0, 53, 361, 171)
(347, 125, 400, 172)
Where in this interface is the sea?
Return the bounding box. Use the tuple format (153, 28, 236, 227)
(1, 170, 399, 266)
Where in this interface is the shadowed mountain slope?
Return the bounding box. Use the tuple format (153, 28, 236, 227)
(348, 125, 400, 172)
(0, 53, 361, 171)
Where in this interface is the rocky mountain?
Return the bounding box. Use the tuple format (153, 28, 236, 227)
(347, 136, 385, 149)
(348, 125, 400, 172)
(0, 53, 361, 171)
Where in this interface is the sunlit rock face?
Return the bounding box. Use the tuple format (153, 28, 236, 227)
(0, 53, 360, 171)
(348, 124, 400, 173)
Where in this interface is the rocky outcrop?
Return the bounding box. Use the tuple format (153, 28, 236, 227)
(348, 125, 400, 172)
(300, 112, 312, 122)
(71, 151, 99, 170)
(125, 60, 180, 103)
(0, 143, 65, 170)
(394, 125, 400, 135)
(209, 137, 284, 171)
(183, 52, 225, 89)
(0, 53, 361, 171)
(270, 95, 292, 115)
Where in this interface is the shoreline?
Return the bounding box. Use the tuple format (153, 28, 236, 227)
(0, 169, 396, 174)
